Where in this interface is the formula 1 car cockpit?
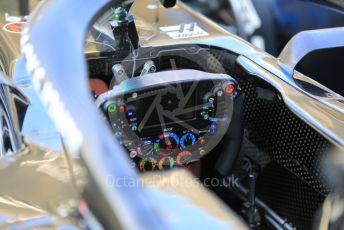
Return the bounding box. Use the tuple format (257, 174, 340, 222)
(1, 0, 342, 229)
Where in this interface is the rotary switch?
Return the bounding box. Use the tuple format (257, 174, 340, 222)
(161, 92, 180, 112)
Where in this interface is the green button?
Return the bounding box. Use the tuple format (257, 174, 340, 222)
(108, 104, 117, 113)
(113, 7, 127, 21)
(154, 143, 160, 153)
(203, 113, 209, 120)
(169, 158, 175, 168)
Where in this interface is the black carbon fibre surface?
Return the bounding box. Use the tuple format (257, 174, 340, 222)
(208, 48, 334, 229)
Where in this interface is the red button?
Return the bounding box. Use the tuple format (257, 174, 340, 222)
(119, 105, 126, 113)
(200, 139, 206, 145)
(225, 84, 235, 94)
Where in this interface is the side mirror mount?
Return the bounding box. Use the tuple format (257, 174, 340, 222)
(278, 27, 344, 78)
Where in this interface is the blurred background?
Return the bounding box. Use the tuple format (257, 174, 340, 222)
(182, 0, 344, 95)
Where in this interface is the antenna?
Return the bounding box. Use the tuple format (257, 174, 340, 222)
(159, 0, 176, 8)
(155, 0, 176, 24)
(19, 0, 29, 17)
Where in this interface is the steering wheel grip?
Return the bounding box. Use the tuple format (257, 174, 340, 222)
(216, 93, 245, 177)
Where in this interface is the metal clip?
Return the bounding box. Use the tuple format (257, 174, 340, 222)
(111, 64, 128, 86)
(140, 61, 156, 76)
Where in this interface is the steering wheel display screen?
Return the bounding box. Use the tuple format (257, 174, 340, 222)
(98, 70, 238, 171)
